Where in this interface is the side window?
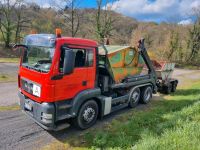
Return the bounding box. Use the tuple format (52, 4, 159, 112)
(87, 49, 94, 67)
(59, 47, 94, 72)
(59, 49, 65, 72)
(74, 49, 86, 68)
(73, 48, 94, 68)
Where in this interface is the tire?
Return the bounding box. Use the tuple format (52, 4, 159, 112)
(140, 86, 152, 104)
(73, 100, 98, 130)
(128, 87, 140, 108)
(165, 83, 172, 94)
(171, 82, 177, 92)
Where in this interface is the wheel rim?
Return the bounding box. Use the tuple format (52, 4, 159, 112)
(82, 106, 95, 123)
(131, 90, 140, 103)
(144, 88, 151, 102)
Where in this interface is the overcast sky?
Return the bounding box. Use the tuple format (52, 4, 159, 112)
(35, 0, 200, 24)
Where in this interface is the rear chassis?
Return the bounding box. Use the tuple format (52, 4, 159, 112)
(156, 78, 178, 94)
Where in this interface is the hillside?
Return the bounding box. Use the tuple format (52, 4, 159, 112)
(0, 7, 138, 57)
(0, 6, 199, 65)
(19, 8, 138, 44)
(131, 22, 193, 63)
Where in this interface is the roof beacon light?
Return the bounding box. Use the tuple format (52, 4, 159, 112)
(56, 28, 62, 38)
(30, 29, 37, 34)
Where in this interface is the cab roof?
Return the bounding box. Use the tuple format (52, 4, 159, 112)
(24, 34, 98, 48)
(56, 37, 98, 47)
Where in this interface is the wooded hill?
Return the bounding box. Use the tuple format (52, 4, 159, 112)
(0, 2, 200, 65)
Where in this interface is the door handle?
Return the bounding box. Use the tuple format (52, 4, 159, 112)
(82, 81, 87, 86)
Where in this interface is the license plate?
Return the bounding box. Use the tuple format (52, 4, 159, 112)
(24, 102, 32, 111)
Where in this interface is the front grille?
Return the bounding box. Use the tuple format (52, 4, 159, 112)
(21, 78, 34, 95)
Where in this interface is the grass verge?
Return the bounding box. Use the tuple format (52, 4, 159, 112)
(0, 58, 19, 63)
(0, 105, 20, 111)
(0, 74, 17, 82)
(176, 63, 200, 70)
(44, 81, 200, 150)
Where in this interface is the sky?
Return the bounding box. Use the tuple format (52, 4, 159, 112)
(35, 0, 200, 24)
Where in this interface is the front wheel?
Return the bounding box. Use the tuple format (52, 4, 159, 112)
(73, 100, 98, 130)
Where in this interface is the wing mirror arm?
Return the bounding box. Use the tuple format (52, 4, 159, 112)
(12, 44, 28, 50)
(51, 47, 75, 80)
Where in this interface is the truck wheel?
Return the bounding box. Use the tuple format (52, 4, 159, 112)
(128, 87, 140, 108)
(140, 86, 152, 104)
(171, 82, 177, 92)
(165, 83, 172, 94)
(73, 100, 98, 130)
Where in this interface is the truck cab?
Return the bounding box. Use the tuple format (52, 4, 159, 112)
(17, 31, 177, 131)
(18, 33, 101, 130)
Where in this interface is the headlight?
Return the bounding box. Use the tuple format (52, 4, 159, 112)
(33, 84, 41, 97)
(41, 112, 53, 124)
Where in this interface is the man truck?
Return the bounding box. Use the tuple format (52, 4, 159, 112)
(16, 29, 178, 131)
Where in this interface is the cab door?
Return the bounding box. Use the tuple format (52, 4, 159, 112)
(54, 46, 96, 101)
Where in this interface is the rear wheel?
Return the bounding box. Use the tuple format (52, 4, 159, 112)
(165, 83, 172, 94)
(73, 100, 98, 130)
(140, 86, 152, 104)
(171, 82, 177, 92)
(128, 87, 140, 108)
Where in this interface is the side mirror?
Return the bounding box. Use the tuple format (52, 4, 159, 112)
(12, 44, 28, 50)
(63, 48, 75, 75)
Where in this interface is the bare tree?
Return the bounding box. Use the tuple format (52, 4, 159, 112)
(95, 0, 115, 44)
(14, 3, 31, 43)
(144, 33, 153, 49)
(168, 31, 180, 60)
(187, 23, 200, 62)
(0, 0, 30, 47)
(52, 0, 80, 37)
(187, 6, 200, 62)
(0, 0, 17, 47)
(192, 6, 200, 24)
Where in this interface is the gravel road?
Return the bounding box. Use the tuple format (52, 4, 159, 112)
(0, 111, 54, 150)
(0, 82, 19, 106)
(0, 63, 18, 75)
(0, 65, 200, 150)
(0, 63, 19, 106)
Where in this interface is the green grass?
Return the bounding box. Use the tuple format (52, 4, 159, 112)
(0, 58, 19, 63)
(0, 74, 17, 82)
(0, 105, 20, 111)
(134, 101, 200, 150)
(44, 81, 200, 150)
(176, 63, 200, 70)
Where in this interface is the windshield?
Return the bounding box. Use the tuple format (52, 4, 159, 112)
(22, 46, 55, 73)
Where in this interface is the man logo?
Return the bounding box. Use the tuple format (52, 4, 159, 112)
(35, 87, 39, 94)
(33, 84, 41, 97)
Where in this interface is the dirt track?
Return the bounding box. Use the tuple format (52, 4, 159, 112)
(0, 64, 200, 150)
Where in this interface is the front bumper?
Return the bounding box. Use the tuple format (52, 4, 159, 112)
(18, 92, 70, 131)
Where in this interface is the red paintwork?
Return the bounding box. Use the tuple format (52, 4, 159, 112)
(18, 37, 97, 103)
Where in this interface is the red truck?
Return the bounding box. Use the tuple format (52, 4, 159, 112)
(16, 29, 178, 131)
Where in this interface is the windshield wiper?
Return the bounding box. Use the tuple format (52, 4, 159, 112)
(23, 64, 48, 73)
(34, 67, 48, 73)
